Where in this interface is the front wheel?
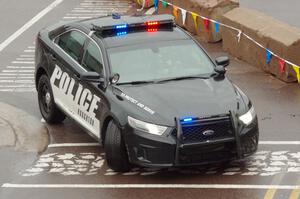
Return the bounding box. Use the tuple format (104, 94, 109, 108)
(37, 75, 66, 124)
(104, 120, 131, 172)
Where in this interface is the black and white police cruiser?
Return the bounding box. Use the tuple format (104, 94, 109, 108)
(35, 14, 259, 172)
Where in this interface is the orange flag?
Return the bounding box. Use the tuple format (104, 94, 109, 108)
(191, 12, 198, 30)
(173, 6, 178, 19)
(292, 65, 300, 83)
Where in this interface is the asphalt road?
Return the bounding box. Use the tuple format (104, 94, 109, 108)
(240, 0, 300, 29)
(0, 1, 299, 199)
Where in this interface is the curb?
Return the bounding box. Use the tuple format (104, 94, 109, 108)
(0, 102, 49, 153)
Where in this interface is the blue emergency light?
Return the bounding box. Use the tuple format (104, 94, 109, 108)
(183, 117, 193, 122)
(117, 31, 127, 36)
(115, 24, 128, 29)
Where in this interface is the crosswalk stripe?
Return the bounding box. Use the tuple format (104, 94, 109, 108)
(12, 61, 34, 64)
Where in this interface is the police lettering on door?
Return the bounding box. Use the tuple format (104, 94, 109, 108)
(50, 65, 101, 135)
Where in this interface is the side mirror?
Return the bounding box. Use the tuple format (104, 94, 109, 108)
(214, 65, 227, 75)
(80, 72, 105, 83)
(215, 56, 230, 67)
(109, 73, 120, 84)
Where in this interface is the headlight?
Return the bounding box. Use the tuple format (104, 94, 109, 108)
(239, 106, 256, 125)
(128, 116, 168, 135)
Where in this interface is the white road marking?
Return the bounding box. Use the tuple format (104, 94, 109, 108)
(48, 143, 100, 147)
(21, 152, 104, 176)
(7, 66, 34, 69)
(259, 141, 300, 145)
(71, 10, 128, 13)
(0, 80, 33, 83)
(0, 85, 34, 88)
(12, 61, 34, 64)
(2, 183, 300, 190)
(20, 54, 34, 57)
(66, 13, 105, 16)
(23, 50, 35, 53)
(16, 58, 34, 61)
(63, 16, 94, 19)
(0, 88, 36, 92)
(2, 70, 34, 73)
(47, 141, 300, 148)
(0, 0, 64, 52)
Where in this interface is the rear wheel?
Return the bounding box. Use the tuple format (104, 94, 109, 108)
(37, 75, 66, 124)
(104, 120, 131, 172)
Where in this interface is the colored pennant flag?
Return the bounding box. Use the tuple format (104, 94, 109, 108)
(204, 18, 210, 32)
(292, 65, 300, 83)
(181, 8, 187, 25)
(279, 59, 286, 73)
(266, 49, 273, 64)
(191, 12, 198, 30)
(154, 0, 159, 11)
(214, 21, 220, 33)
(173, 6, 178, 19)
(162, 1, 168, 7)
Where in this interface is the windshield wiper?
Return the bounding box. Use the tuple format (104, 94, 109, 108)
(117, 80, 155, 85)
(155, 75, 210, 83)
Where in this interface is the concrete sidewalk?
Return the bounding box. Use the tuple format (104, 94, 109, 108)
(0, 102, 49, 153)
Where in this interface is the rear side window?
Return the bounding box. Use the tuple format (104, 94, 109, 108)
(57, 30, 86, 62)
(82, 40, 104, 75)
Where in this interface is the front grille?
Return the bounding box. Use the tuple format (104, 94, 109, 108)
(178, 142, 235, 165)
(180, 115, 234, 143)
(179, 150, 233, 164)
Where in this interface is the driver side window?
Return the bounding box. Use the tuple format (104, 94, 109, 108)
(81, 40, 104, 76)
(57, 30, 86, 62)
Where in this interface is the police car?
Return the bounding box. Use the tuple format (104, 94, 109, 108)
(35, 14, 259, 172)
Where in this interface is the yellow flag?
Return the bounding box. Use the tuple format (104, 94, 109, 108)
(191, 12, 198, 30)
(293, 65, 300, 83)
(173, 6, 178, 19)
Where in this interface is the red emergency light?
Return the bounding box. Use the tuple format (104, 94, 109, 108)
(146, 21, 159, 26)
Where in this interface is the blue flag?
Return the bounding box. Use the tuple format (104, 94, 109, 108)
(214, 22, 220, 33)
(266, 49, 273, 64)
(154, 0, 159, 11)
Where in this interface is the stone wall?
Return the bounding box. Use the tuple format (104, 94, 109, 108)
(222, 8, 300, 82)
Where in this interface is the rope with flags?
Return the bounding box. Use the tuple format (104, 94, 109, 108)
(138, 0, 300, 83)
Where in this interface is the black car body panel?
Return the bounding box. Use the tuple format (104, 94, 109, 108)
(35, 14, 259, 168)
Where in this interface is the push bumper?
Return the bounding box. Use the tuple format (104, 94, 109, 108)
(124, 113, 259, 168)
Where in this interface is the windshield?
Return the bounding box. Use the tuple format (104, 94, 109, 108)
(108, 40, 215, 84)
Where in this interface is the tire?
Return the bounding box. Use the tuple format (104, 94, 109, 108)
(37, 74, 66, 124)
(104, 120, 131, 172)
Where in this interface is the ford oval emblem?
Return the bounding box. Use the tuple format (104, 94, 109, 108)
(202, 130, 215, 136)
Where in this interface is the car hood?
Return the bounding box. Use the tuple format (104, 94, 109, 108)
(115, 78, 243, 127)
